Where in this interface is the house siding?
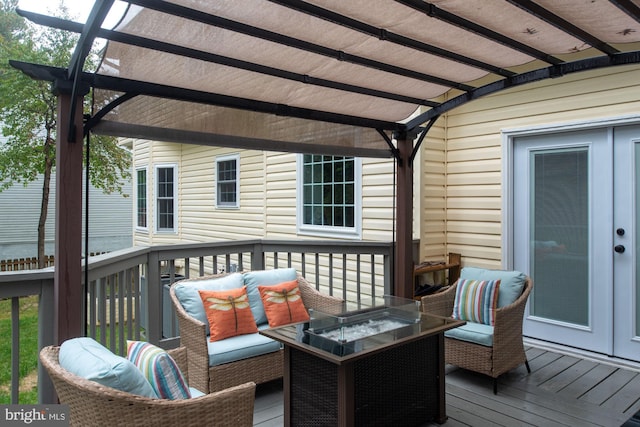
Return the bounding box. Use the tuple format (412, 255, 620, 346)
(429, 64, 640, 269)
(132, 141, 420, 295)
(133, 146, 415, 245)
(419, 118, 447, 261)
(0, 173, 132, 260)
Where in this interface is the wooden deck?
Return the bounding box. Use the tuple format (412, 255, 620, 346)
(252, 346, 640, 426)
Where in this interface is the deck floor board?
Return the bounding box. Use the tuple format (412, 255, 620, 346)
(252, 346, 640, 426)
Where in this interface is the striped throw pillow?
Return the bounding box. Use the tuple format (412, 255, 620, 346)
(452, 279, 501, 326)
(127, 341, 191, 400)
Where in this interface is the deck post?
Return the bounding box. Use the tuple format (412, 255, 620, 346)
(53, 82, 87, 345)
(394, 131, 414, 299)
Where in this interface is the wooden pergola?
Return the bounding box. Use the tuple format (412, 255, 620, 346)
(11, 0, 640, 344)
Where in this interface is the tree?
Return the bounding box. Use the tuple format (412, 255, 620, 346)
(0, 1, 131, 267)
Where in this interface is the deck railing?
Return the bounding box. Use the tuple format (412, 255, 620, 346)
(0, 239, 397, 404)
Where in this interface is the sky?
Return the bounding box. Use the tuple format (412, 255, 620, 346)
(17, 0, 127, 27)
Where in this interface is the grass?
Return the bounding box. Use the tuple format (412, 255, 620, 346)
(0, 295, 146, 404)
(0, 296, 40, 404)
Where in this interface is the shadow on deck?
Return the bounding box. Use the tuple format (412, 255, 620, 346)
(252, 346, 640, 426)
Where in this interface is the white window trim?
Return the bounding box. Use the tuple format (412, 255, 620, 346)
(296, 154, 362, 239)
(215, 154, 240, 209)
(135, 165, 148, 232)
(155, 164, 178, 233)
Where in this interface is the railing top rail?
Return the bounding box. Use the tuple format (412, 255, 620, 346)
(0, 268, 54, 283)
(258, 240, 394, 254)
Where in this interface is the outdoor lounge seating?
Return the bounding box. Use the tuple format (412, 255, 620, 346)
(40, 342, 255, 427)
(421, 267, 533, 393)
(170, 268, 343, 393)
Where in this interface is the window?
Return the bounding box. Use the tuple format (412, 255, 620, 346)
(216, 155, 239, 208)
(136, 167, 147, 229)
(298, 155, 361, 238)
(156, 165, 176, 232)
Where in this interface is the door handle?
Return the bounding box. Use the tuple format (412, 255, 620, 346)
(615, 245, 626, 253)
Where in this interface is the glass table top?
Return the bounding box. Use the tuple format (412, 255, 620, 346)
(260, 295, 464, 362)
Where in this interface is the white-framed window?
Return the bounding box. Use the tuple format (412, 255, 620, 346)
(216, 154, 240, 208)
(155, 164, 177, 232)
(135, 166, 148, 230)
(297, 154, 362, 238)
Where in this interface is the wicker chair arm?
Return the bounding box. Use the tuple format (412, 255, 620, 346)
(492, 278, 533, 354)
(297, 274, 344, 315)
(421, 282, 457, 317)
(170, 286, 211, 393)
(40, 346, 256, 427)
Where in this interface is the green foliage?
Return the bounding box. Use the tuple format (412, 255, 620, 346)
(0, 0, 25, 42)
(0, 2, 131, 193)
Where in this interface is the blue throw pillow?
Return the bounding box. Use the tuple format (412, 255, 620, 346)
(59, 337, 157, 398)
(173, 273, 245, 327)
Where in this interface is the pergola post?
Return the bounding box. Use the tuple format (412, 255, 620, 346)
(53, 82, 86, 345)
(394, 131, 414, 299)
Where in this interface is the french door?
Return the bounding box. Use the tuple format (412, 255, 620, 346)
(513, 125, 640, 360)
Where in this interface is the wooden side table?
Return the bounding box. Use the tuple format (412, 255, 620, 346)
(413, 252, 461, 299)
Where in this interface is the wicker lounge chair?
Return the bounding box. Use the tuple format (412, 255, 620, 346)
(40, 345, 255, 427)
(421, 274, 533, 393)
(170, 271, 343, 393)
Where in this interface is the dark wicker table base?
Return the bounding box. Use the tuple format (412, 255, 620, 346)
(285, 334, 444, 427)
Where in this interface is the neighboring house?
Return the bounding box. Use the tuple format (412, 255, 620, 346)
(128, 64, 640, 363)
(0, 173, 133, 262)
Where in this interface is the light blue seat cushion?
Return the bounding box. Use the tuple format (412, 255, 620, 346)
(189, 387, 205, 398)
(59, 337, 158, 398)
(207, 328, 282, 367)
(445, 322, 494, 347)
(243, 268, 298, 325)
(172, 273, 244, 327)
(460, 267, 526, 308)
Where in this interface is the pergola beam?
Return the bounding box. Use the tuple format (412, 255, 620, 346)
(17, 10, 439, 109)
(267, 0, 516, 78)
(506, 0, 618, 55)
(395, 0, 564, 65)
(126, 0, 475, 92)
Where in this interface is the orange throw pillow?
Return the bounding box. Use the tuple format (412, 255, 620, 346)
(258, 279, 310, 327)
(199, 287, 258, 342)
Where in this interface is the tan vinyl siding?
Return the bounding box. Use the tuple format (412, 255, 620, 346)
(131, 137, 152, 246)
(131, 141, 403, 296)
(181, 146, 265, 241)
(419, 117, 447, 261)
(428, 64, 640, 269)
(361, 158, 395, 241)
(264, 152, 298, 239)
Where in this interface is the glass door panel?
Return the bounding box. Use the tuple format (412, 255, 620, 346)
(613, 125, 640, 360)
(515, 128, 611, 355)
(530, 149, 589, 326)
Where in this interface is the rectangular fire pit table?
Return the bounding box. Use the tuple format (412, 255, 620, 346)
(260, 296, 464, 427)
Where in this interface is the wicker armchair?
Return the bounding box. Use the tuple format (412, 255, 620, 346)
(421, 276, 533, 393)
(39, 345, 255, 427)
(170, 272, 343, 393)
